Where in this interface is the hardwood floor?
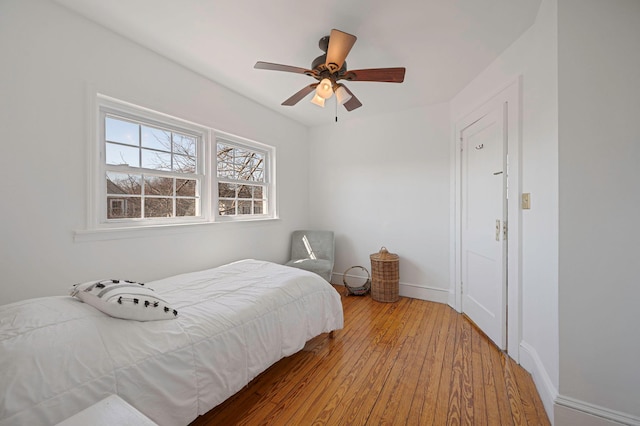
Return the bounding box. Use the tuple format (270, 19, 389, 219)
(190, 286, 549, 425)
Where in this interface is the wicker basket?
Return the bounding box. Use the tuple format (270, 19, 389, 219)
(370, 247, 399, 302)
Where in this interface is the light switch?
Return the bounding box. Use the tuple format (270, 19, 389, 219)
(522, 193, 531, 210)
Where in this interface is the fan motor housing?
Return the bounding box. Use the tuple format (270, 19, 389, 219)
(318, 35, 330, 52)
(312, 54, 347, 75)
(311, 54, 326, 70)
(313, 35, 347, 75)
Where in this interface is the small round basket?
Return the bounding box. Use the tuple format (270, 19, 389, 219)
(343, 266, 371, 296)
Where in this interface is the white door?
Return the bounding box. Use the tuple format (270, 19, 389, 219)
(460, 104, 507, 349)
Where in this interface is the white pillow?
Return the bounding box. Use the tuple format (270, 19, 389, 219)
(70, 279, 178, 321)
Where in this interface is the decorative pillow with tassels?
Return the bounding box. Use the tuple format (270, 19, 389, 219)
(70, 279, 178, 321)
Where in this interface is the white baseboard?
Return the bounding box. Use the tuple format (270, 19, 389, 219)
(554, 395, 640, 426)
(398, 282, 449, 304)
(518, 342, 640, 426)
(331, 273, 449, 304)
(519, 341, 558, 424)
(447, 289, 457, 310)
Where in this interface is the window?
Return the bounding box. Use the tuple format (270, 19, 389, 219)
(108, 199, 126, 217)
(88, 94, 275, 234)
(102, 112, 202, 223)
(215, 138, 272, 219)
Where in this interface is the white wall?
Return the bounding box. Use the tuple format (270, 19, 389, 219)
(452, 0, 640, 424)
(557, 0, 640, 422)
(450, 0, 560, 420)
(308, 105, 451, 302)
(0, 0, 309, 304)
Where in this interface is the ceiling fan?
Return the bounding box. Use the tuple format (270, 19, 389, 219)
(254, 29, 406, 112)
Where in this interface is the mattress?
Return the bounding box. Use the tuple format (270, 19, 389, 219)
(0, 259, 344, 426)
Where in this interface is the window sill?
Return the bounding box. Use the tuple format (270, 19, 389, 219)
(74, 217, 280, 242)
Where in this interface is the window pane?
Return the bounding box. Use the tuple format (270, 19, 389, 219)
(218, 182, 236, 198)
(216, 144, 235, 178)
(218, 199, 236, 216)
(174, 134, 196, 157)
(145, 198, 173, 218)
(141, 126, 171, 151)
(234, 149, 250, 179)
(144, 176, 173, 196)
(217, 144, 233, 161)
(238, 200, 252, 215)
(107, 196, 140, 218)
(106, 116, 139, 146)
(253, 200, 264, 215)
(254, 186, 263, 198)
(174, 154, 196, 174)
(106, 172, 141, 195)
(106, 142, 140, 167)
(238, 185, 252, 198)
(176, 179, 196, 197)
(217, 161, 235, 178)
(238, 165, 262, 181)
(241, 153, 264, 182)
(216, 144, 265, 182)
(141, 149, 172, 171)
(176, 199, 196, 217)
(247, 167, 264, 182)
(233, 148, 249, 165)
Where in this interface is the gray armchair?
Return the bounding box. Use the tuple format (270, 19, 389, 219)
(285, 230, 335, 282)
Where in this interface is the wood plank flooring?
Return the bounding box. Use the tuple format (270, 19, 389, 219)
(190, 286, 549, 425)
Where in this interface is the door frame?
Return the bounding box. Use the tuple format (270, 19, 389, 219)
(450, 78, 522, 361)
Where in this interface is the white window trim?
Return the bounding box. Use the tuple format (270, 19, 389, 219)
(74, 93, 277, 242)
(214, 131, 277, 223)
(92, 94, 212, 229)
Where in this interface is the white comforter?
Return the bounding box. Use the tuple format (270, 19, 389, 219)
(0, 260, 344, 426)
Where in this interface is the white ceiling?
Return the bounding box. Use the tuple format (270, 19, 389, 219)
(54, 0, 541, 127)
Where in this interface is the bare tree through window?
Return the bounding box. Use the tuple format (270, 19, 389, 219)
(216, 142, 267, 216)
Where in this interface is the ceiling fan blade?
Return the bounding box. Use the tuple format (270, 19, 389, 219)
(254, 61, 314, 75)
(325, 29, 357, 73)
(281, 84, 318, 106)
(342, 67, 406, 83)
(341, 85, 362, 111)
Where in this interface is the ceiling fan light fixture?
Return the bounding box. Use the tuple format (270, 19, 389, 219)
(335, 85, 352, 105)
(310, 93, 325, 107)
(254, 29, 405, 114)
(316, 78, 333, 99)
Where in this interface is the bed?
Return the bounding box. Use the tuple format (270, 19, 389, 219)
(0, 259, 344, 426)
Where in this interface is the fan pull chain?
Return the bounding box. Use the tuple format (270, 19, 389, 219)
(335, 97, 338, 123)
